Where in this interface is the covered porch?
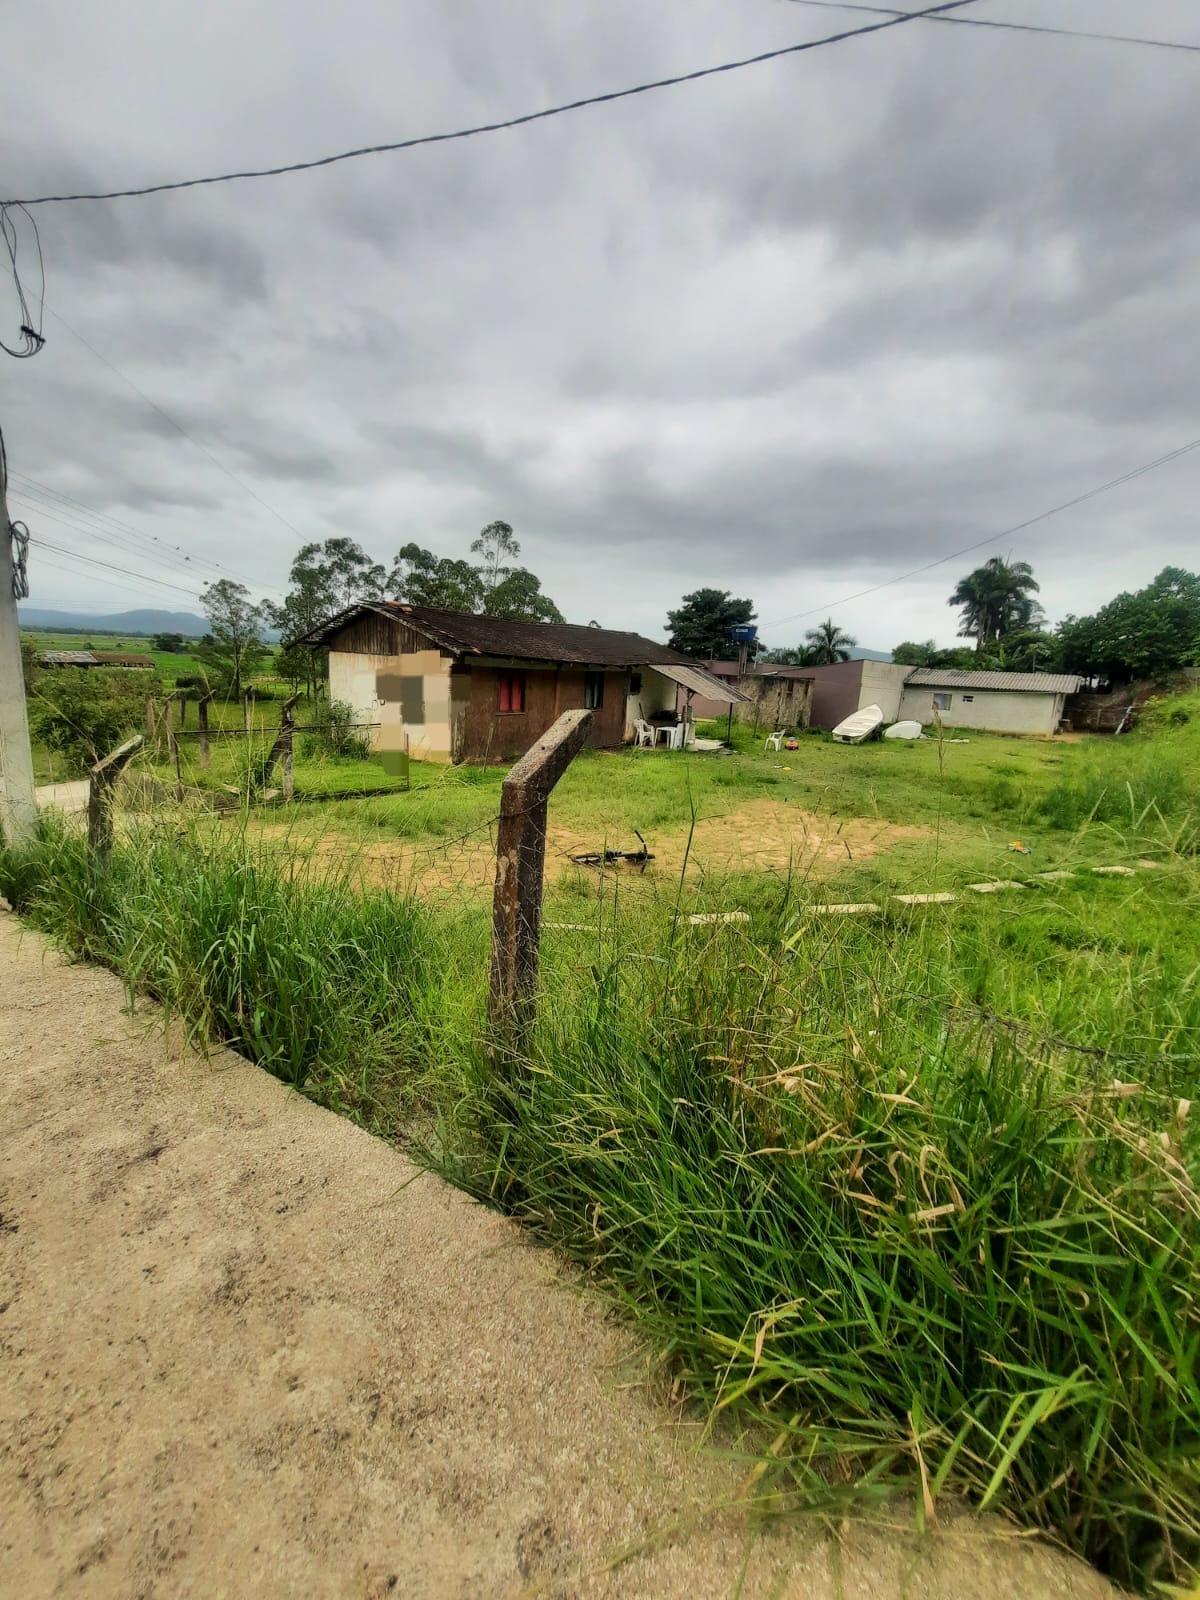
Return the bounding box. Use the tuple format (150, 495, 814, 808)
(625, 662, 747, 748)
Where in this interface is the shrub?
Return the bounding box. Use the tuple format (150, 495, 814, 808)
(303, 698, 372, 760)
(27, 669, 153, 775)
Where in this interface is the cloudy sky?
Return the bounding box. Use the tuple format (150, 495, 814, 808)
(3, 0, 1198, 651)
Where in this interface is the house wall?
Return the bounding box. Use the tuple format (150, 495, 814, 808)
(896, 684, 1063, 735)
(456, 663, 628, 761)
(806, 662, 864, 729)
(733, 676, 813, 730)
(324, 614, 459, 762)
(858, 662, 910, 720)
(805, 661, 911, 728)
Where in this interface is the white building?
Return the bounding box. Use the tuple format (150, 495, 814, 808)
(805, 661, 1083, 737)
(898, 670, 1083, 735)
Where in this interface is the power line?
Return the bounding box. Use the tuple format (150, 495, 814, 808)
(761, 435, 1200, 629)
(12, 492, 218, 585)
(0, 204, 46, 357)
(28, 547, 197, 605)
(2, 0, 979, 208)
(9, 471, 260, 588)
(786, 2, 1200, 56)
(29, 537, 204, 600)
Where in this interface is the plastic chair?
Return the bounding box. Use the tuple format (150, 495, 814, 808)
(634, 719, 655, 748)
(764, 729, 785, 753)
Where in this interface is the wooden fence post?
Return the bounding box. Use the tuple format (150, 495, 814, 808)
(87, 735, 143, 856)
(197, 692, 213, 768)
(488, 709, 592, 1055)
(262, 692, 300, 799)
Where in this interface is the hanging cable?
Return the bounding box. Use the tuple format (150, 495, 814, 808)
(2, 1, 978, 208)
(0, 204, 46, 357)
(2, 427, 33, 598)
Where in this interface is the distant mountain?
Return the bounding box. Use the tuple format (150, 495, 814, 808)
(848, 647, 892, 662)
(19, 607, 210, 637)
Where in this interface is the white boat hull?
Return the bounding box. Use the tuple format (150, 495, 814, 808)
(883, 720, 924, 740)
(831, 704, 885, 743)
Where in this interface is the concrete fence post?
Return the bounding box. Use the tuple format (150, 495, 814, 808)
(87, 735, 143, 856)
(488, 709, 592, 1057)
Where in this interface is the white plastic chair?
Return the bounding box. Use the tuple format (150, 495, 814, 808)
(634, 718, 655, 748)
(764, 729, 785, 753)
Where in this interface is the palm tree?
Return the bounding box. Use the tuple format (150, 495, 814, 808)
(949, 557, 1042, 649)
(803, 618, 857, 665)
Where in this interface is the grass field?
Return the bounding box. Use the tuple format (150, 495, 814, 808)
(4, 691, 1199, 1591)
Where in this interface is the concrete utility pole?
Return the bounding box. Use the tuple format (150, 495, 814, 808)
(0, 429, 37, 848)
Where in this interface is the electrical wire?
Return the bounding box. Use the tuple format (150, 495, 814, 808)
(11, 495, 267, 604)
(761, 435, 1200, 628)
(29, 537, 204, 599)
(785, 1, 1200, 56)
(29, 546, 198, 605)
(9, 473, 261, 589)
(0, 203, 46, 357)
(1, 0, 979, 207)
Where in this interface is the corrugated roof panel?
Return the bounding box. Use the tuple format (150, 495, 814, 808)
(649, 662, 749, 703)
(301, 601, 694, 667)
(905, 668, 1083, 694)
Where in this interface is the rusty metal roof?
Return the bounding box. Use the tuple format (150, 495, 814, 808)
(38, 649, 98, 666)
(905, 668, 1083, 694)
(651, 662, 749, 703)
(300, 601, 701, 669)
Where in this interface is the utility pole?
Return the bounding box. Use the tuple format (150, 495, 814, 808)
(0, 428, 37, 847)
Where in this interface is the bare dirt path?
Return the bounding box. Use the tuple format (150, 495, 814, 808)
(0, 912, 1118, 1599)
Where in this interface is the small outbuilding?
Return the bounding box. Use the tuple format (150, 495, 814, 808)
(805, 660, 1085, 736)
(897, 669, 1084, 736)
(298, 602, 746, 763)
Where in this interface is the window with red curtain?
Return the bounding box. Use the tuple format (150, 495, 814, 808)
(497, 671, 526, 713)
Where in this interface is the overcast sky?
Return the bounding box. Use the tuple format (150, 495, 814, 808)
(3, 0, 1198, 650)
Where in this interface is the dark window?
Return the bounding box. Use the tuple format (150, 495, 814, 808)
(497, 671, 526, 714)
(961, 694, 974, 702)
(629, 671, 642, 695)
(932, 691, 951, 711)
(584, 671, 605, 709)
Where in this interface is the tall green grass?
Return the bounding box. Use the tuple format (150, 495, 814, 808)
(3, 810, 1197, 1592)
(5, 695, 1200, 1591)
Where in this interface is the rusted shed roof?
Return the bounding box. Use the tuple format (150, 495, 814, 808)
(905, 668, 1084, 694)
(299, 601, 699, 668)
(91, 651, 156, 668)
(38, 649, 98, 666)
(650, 662, 749, 703)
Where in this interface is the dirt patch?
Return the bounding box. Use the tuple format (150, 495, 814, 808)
(0, 912, 1116, 1598)
(252, 800, 927, 900)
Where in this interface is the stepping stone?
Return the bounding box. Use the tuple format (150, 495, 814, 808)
(892, 892, 957, 905)
(968, 880, 1027, 893)
(810, 902, 881, 914)
(1136, 859, 1162, 870)
(1092, 865, 1136, 876)
(544, 922, 594, 932)
(687, 911, 751, 926)
(1035, 870, 1075, 881)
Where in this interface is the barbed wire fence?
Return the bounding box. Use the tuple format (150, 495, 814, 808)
(30, 694, 1194, 1094)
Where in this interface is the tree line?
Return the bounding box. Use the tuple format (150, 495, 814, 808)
(666, 558, 1200, 682)
(197, 521, 564, 700)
